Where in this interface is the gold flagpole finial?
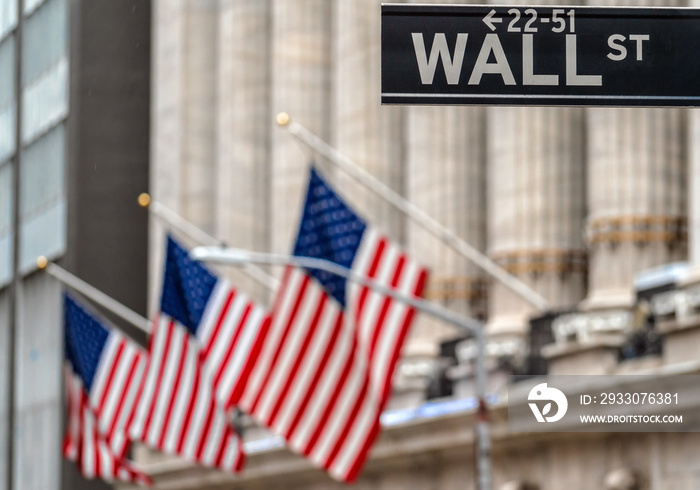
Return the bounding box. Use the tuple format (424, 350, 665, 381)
(276, 112, 291, 126)
(36, 256, 48, 270)
(137, 193, 151, 208)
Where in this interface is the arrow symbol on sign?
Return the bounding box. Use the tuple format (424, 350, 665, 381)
(483, 9, 502, 31)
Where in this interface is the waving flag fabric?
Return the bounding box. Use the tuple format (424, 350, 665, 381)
(236, 166, 429, 482)
(128, 317, 246, 473)
(64, 294, 148, 458)
(159, 235, 271, 410)
(63, 367, 152, 486)
(64, 292, 245, 474)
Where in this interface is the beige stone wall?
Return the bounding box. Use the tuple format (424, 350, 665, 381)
(689, 110, 700, 272)
(406, 105, 487, 358)
(150, 0, 220, 313)
(332, 0, 405, 241)
(271, 0, 333, 257)
(582, 0, 688, 312)
(216, 0, 273, 304)
(584, 108, 687, 311)
(479, 0, 588, 349)
(487, 107, 587, 339)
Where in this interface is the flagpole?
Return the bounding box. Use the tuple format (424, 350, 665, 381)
(37, 257, 152, 334)
(137, 193, 280, 292)
(276, 112, 549, 312)
(191, 246, 492, 490)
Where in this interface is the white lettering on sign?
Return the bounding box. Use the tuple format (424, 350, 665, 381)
(483, 9, 503, 31)
(412, 33, 468, 84)
(566, 34, 602, 86)
(630, 34, 650, 60)
(411, 31, 607, 87)
(607, 34, 627, 61)
(523, 34, 558, 85)
(468, 33, 516, 85)
(607, 34, 651, 61)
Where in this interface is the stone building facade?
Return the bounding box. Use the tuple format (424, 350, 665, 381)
(136, 0, 700, 489)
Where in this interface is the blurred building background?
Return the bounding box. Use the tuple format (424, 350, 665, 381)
(146, 0, 690, 405)
(0, 0, 150, 489)
(1, 0, 700, 489)
(140, 1, 700, 489)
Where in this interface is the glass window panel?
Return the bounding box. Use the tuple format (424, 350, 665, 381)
(0, 163, 11, 238)
(0, 105, 14, 164)
(0, 36, 15, 162)
(0, 162, 12, 286)
(21, 57, 67, 143)
(22, 0, 66, 87)
(20, 123, 63, 220)
(0, 0, 17, 40)
(23, 0, 46, 16)
(0, 35, 14, 108)
(19, 198, 64, 272)
(19, 125, 64, 271)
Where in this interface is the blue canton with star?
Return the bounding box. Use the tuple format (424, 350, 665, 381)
(293, 166, 367, 308)
(160, 235, 218, 336)
(64, 294, 110, 392)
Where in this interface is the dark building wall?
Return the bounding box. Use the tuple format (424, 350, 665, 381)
(65, 0, 151, 342)
(62, 0, 151, 488)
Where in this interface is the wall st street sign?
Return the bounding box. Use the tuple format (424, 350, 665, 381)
(381, 4, 700, 106)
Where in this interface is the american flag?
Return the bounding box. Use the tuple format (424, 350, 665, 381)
(64, 294, 148, 459)
(64, 292, 245, 474)
(63, 366, 151, 485)
(127, 317, 246, 473)
(159, 235, 271, 411)
(236, 166, 428, 482)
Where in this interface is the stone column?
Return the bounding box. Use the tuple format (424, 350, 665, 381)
(581, 0, 687, 317)
(270, 0, 333, 257)
(482, 0, 589, 358)
(217, 0, 272, 304)
(407, 105, 487, 345)
(150, 0, 219, 309)
(487, 106, 587, 350)
(582, 94, 686, 371)
(583, 108, 686, 312)
(152, 0, 218, 231)
(332, 0, 405, 241)
(403, 105, 488, 403)
(679, 106, 700, 357)
(690, 111, 700, 277)
(540, 0, 689, 375)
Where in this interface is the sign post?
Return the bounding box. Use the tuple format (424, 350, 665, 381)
(382, 4, 700, 106)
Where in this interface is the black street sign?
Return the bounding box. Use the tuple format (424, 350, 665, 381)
(381, 4, 700, 106)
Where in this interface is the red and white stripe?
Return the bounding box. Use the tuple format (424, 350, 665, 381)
(128, 319, 245, 473)
(195, 280, 271, 410)
(63, 368, 152, 486)
(85, 330, 148, 458)
(238, 228, 427, 482)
